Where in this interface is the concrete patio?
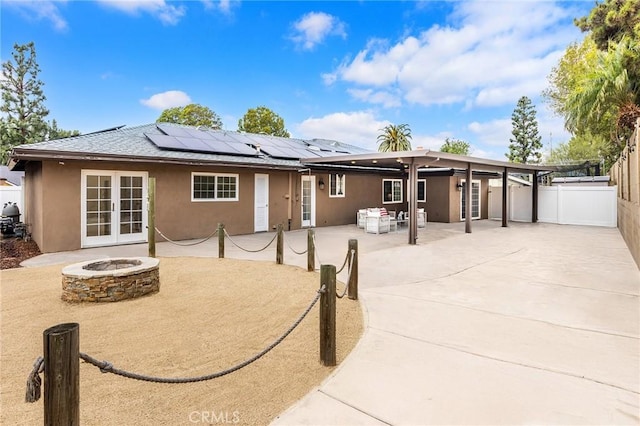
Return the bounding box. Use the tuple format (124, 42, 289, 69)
(22, 220, 640, 424)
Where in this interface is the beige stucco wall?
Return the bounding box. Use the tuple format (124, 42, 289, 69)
(24, 162, 43, 247)
(25, 159, 497, 253)
(424, 176, 451, 222)
(312, 172, 404, 227)
(424, 176, 490, 223)
(25, 160, 400, 253)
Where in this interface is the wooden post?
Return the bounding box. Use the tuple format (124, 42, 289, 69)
(218, 223, 224, 259)
(148, 177, 156, 258)
(347, 239, 358, 300)
(276, 224, 284, 265)
(320, 264, 336, 366)
(532, 171, 539, 223)
(307, 229, 315, 272)
(465, 164, 472, 233)
(502, 167, 508, 228)
(408, 161, 418, 244)
(44, 323, 80, 426)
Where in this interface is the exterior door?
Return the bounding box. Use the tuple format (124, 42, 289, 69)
(81, 170, 148, 247)
(301, 175, 316, 227)
(254, 174, 269, 232)
(460, 179, 481, 220)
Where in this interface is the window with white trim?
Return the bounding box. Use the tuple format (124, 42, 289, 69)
(192, 173, 239, 201)
(417, 179, 426, 202)
(329, 173, 345, 197)
(382, 179, 403, 204)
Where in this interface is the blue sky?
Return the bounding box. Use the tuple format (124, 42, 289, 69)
(1, 0, 593, 159)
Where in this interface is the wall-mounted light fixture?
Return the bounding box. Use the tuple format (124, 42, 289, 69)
(318, 178, 325, 190)
(456, 180, 463, 191)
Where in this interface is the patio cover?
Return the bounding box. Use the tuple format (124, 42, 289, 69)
(302, 150, 556, 244)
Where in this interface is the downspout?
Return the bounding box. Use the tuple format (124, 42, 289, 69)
(287, 171, 292, 230)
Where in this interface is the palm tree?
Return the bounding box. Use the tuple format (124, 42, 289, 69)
(377, 124, 412, 152)
(564, 36, 639, 146)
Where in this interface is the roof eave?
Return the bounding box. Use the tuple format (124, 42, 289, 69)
(10, 149, 302, 171)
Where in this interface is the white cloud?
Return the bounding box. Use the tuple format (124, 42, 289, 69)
(98, 0, 186, 25)
(330, 1, 583, 109)
(413, 132, 452, 151)
(201, 0, 237, 15)
(296, 111, 389, 151)
(290, 12, 347, 51)
(140, 90, 191, 109)
(467, 104, 572, 160)
(4, 0, 69, 31)
(468, 118, 512, 148)
(347, 88, 402, 108)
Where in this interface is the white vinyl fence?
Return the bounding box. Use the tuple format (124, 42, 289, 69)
(538, 186, 617, 227)
(0, 186, 23, 214)
(489, 184, 617, 227)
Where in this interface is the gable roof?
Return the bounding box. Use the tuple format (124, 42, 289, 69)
(9, 123, 371, 171)
(0, 166, 24, 185)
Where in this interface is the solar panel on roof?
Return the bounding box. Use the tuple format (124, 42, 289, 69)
(146, 134, 187, 150)
(257, 145, 322, 159)
(146, 133, 257, 156)
(157, 123, 193, 138)
(152, 125, 257, 156)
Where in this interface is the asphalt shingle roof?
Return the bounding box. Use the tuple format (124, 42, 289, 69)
(11, 123, 371, 170)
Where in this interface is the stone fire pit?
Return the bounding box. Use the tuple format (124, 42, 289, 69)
(61, 257, 160, 303)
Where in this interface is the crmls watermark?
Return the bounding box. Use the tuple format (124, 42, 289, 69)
(188, 410, 240, 424)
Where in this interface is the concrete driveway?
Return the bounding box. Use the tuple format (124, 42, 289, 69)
(22, 221, 640, 424)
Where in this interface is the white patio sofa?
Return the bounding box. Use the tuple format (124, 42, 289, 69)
(365, 208, 391, 234)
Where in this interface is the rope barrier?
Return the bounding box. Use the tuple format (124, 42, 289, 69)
(223, 229, 277, 253)
(336, 249, 352, 274)
(25, 288, 325, 395)
(336, 250, 355, 299)
(25, 356, 44, 402)
(284, 233, 308, 255)
(312, 234, 324, 267)
(154, 226, 218, 247)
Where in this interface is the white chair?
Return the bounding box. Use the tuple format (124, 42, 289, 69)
(357, 209, 367, 228)
(365, 208, 390, 234)
(417, 208, 426, 228)
(388, 210, 397, 232)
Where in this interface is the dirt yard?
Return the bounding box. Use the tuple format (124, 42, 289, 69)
(0, 257, 363, 425)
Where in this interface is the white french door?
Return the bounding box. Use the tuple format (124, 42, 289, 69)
(301, 175, 316, 227)
(81, 170, 148, 247)
(460, 179, 481, 220)
(254, 174, 269, 232)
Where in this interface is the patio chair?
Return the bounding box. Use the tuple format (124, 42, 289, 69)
(357, 209, 367, 228)
(388, 210, 398, 232)
(417, 208, 426, 228)
(365, 208, 390, 234)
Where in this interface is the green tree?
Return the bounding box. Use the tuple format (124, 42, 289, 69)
(440, 138, 470, 155)
(507, 96, 542, 164)
(547, 133, 608, 165)
(544, 38, 600, 125)
(575, 0, 640, 50)
(377, 123, 412, 152)
(1, 42, 49, 164)
(46, 119, 80, 140)
(563, 37, 639, 146)
(157, 104, 222, 129)
(237, 106, 290, 137)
